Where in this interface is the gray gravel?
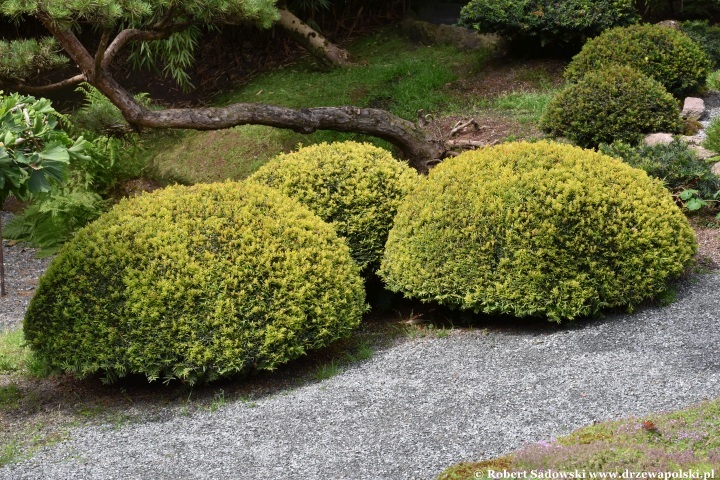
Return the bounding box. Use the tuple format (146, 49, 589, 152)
(0, 211, 52, 331)
(2, 273, 719, 480)
(686, 90, 720, 144)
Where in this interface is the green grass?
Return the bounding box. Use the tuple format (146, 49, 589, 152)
(0, 440, 21, 467)
(312, 361, 341, 381)
(216, 32, 484, 118)
(489, 90, 557, 124)
(0, 384, 20, 409)
(0, 328, 48, 378)
(707, 70, 720, 91)
(146, 30, 490, 184)
(208, 389, 226, 412)
(346, 341, 374, 362)
(0, 420, 67, 467)
(0, 329, 25, 374)
(147, 126, 307, 184)
(309, 339, 376, 382)
(437, 398, 720, 479)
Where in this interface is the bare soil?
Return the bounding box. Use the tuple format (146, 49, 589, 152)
(423, 58, 566, 150)
(690, 216, 720, 270)
(449, 57, 567, 99)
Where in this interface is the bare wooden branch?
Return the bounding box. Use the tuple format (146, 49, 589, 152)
(35, 10, 446, 173)
(276, 7, 354, 67)
(102, 29, 171, 69)
(130, 104, 444, 171)
(13, 74, 86, 93)
(449, 118, 481, 137)
(94, 30, 112, 79)
(446, 139, 495, 148)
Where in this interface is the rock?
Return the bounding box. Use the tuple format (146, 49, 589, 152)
(680, 135, 702, 146)
(435, 24, 503, 52)
(436, 24, 470, 45)
(400, 18, 438, 45)
(644, 133, 674, 146)
(657, 20, 681, 30)
(682, 97, 705, 120)
(712, 162, 720, 176)
(690, 145, 719, 160)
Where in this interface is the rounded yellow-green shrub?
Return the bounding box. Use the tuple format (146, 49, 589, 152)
(248, 141, 418, 274)
(565, 24, 712, 97)
(24, 182, 366, 384)
(541, 65, 683, 148)
(379, 141, 696, 322)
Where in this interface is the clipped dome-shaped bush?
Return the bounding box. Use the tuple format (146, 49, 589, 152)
(565, 24, 711, 97)
(541, 65, 683, 148)
(248, 141, 418, 274)
(459, 0, 637, 49)
(24, 182, 366, 384)
(379, 141, 696, 322)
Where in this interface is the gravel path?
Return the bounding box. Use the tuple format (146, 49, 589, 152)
(2, 273, 719, 480)
(0, 212, 53, 331)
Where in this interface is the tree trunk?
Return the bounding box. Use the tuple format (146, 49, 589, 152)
(133, 103, 444, 172)
(276, 7, 354, 68)
(37, 15, 445, 172)
(91, 71, 444, 172)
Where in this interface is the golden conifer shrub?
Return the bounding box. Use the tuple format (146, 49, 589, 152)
(248, 141, 418, 275)
(24, 182, 366, 384)
(379, 141, 696, 322)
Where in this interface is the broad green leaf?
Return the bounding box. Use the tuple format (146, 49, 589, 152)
(12, 151, 30, 164)
(686, 197, 706, 211)
(32, 98, 55, 114)
(27, 169, 52, 193)
(40, 158, 68, 183)
(68, 137, 91, 161)
(679, 189, 698, 201)
(4, 167, 28, 188)
(38, 144, 70, 162)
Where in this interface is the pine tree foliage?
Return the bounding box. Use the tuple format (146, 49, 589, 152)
(0, 0, 445, 168)
(0, 0, 278, 84)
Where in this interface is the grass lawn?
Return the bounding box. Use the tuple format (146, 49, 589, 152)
(438, 398, 720, 479)
(144, 30, 557, 184)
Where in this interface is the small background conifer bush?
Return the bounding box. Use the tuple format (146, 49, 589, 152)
(459, 0, 637, 49)
(541, 65, 683, 148)
(565, 24, 711, 97)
